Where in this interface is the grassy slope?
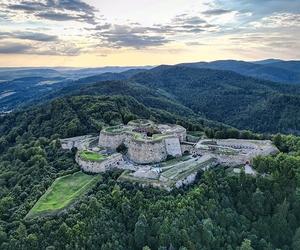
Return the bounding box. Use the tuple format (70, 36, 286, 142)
(27, 172, 100, 218)
(79, 151, 106, 162)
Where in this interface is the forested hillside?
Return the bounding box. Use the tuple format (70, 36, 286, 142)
(132, 66, 300, 134)
(2, 63, 300, 136)
(0, 93, 300, 249)
(0, 68, 146, 113)
(178, 60, 300, 84)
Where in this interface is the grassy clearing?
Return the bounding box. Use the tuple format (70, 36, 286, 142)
(104, 125, 128, 134)
(79, 150, 107, 162)
(27, 172, 100, 218)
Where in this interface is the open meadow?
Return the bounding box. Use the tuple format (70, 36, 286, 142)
(27, 172, 100, 218)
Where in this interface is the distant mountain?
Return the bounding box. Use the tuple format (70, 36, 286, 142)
(56, 66, 152, 79)
(0, 68, 148, 113)
(74, 69, 147, 85)
(1, 61, 300, 134)
(0, 68, 62, 81)
(132, 65, 300, 134)
(252, 59, 284, 64)
(268, 61, 300, 74)
(0, 76, 72, 112)
(0, 66, 153, 81)
(178, 59, 300, 84)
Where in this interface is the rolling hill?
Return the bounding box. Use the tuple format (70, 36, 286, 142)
(178, 60, 300, 84)
(132, 65, 300, 134)
(1, 61, 300, 135)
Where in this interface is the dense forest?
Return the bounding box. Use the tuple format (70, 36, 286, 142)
(132, 66, 300, 134)
(178, 60, 300, 84)
(3, 65, 300, 135)
(0, 93, 300, 249)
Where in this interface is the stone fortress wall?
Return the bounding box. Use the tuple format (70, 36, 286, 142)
(98, 131, 127, 150)
(76, 152, 124, 173)
(60, 135, 98, 150)
(194, 139, 279, 166)
(98, 120, 187, 164)
(165, 137, 182, 157)
(127, 139, 167, 164)
(158, 124, 187, 142)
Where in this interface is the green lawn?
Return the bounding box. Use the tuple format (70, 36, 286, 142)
(79, 150, 107, 162)
(27, 172, 100, 218)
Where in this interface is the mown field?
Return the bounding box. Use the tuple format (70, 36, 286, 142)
(27, 171, 100, 218)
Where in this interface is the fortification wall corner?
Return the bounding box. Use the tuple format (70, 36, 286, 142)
(76, 153, 124, 173)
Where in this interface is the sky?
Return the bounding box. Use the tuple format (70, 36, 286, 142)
(0, 0, 299, 67)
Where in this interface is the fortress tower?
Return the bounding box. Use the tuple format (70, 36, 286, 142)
(99, 119, 186, 164)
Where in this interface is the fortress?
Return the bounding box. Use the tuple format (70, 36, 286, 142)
(60, 119, 279, 190)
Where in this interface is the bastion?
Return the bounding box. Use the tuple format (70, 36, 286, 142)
(98, 119, 186, 164)
(75, 151, 124, 173)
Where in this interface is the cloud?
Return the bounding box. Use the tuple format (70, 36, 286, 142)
(86, 11, 221, 50)
(228, 31, 300, 55)
(35, 43, 81, 56)
(3, 0, 97, 24)
(90, 13, 219, 49)
(202, 9, 233, 16)
(0, 43, 31, 54)
(185, 41, 206, 46)
(172, 15, 206, 25)
(168, 14, 217, 33)
(0, 31, 58, 42)
(100, 25, 170, 49)
(36, 11, 84, 22)
(0, 40, 81, 56)
(250, 12, 300, 28)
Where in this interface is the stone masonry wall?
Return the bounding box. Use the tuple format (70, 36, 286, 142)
(126, 139, 167, 164)
(76, 153, 124, 173)
(98, 132, 126, 150)
(176, 130, 187, 142)
(181, 143, 195, 154)
(165, 137, 182, 157)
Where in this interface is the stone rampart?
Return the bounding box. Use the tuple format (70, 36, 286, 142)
(126, 139, 167, 164)
(181, 143, 195, 154)
(175, 129, 187, 142)
(76, 153, 124, 173)
(165, 137, 182, 157)
(98, 132, 126, 150)
(175, 172, 198, 188)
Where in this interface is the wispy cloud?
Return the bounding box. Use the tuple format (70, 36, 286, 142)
(0, 31, 58, 42)
(0, 43, 31, 54)
(89, 13, 219, 49)
(202, 9, 233, 16)
(249, 12, 300, 28)
(0, 41, 81, 56)
(93, 24, 170, 49)
(3, 0, 97, 24)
